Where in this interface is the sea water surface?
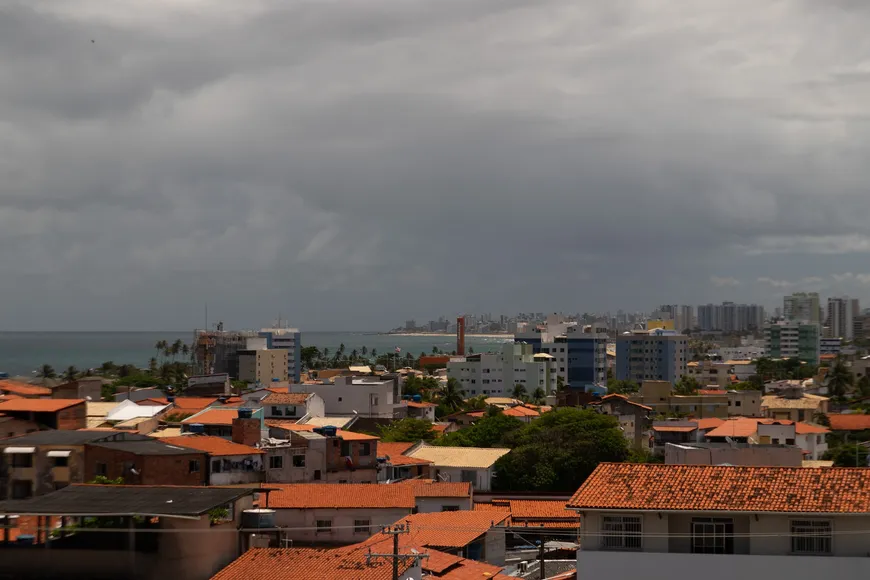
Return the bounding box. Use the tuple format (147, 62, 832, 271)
(0, 331, 512, 376)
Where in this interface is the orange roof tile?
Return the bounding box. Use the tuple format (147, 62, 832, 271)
(404, 400, 437, 408)
(827, 414, 870, 431)
(264, 481, 471, 509)
(694, 417, 725, 430)
(211, 547, 412, 580)
(431, 423, 451, 434)
(652, 425, 696, 432)
(161, 435, 264, 456)
(508, 500, 577, 521)
(262, 392, 310, 405)
(378, 442, 432, 466)
(0, 393, 23, 401)
(182, 408, 245, 426)
(142, 397, 219, 411)
(0, 398, 84, 413)
(0, 380, 52, 397)
(600, 394, 653, 411)
(698, 389, 727, 395)
(266, 421, 378, 441)
(364, 510, 509, 549)
(568, 463, 870, 513)
(502, 406, 540, 418)
(794, 422, 829, 434)
(705, 418, 760, 438)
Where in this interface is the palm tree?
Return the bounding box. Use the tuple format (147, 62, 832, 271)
(468, 347, 474, 354)
(439, 378, 465, 412)
(432, 346, 440, 354)
(827, 357, 853, 401)
(323, 348, 330, 361)
(182, 344, 191, 359)
(351, 349, 358, 363)
(339, 343, 346, 356)
(511, 383, 528, 401)
(148, 357, 158, 375)
(155, 340, 167, 362)
(159, 362, 174, 382)
(63, 366, 79, 382)
(171, 340, 183, 361)
(531, 387, 546, 405)
(100, 361, 116, 375)
(38, 364, 57, 379)
(163, 347, 172, 360)
(361, 346, 368, 358)
(371, 348, 377, 360)
(118, 364, 134, 378)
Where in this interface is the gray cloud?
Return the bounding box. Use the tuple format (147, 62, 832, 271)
(3, 0, 870, 330)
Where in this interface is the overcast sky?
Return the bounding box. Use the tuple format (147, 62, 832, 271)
(3, 0, 870, 331)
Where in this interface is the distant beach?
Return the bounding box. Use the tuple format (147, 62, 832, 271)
(386, 332, 513, 339)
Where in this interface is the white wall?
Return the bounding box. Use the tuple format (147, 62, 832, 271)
(414, 496, 473, 513)
(432, 466, 495, 492)
(209, 453, 264, 485)
(577, 551, 870, 580)
(299, 379, 396, 418)
(272, 507, 411, 544)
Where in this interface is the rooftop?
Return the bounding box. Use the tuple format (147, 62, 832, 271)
(0, 380, 52, 397)
(211, 547, 413, 580)
(106, 399, 169, 422)
(365, 510, 509, 549)
(266, 421, 378, 441)
(475, 499, 580, 529)
(406, 444, 510, 469)
(0, 484, 253, 517)
(182, 408, 248, 426)
(141, 397, 220, 412)
(378, 442, 433, 466)
(568, 463, 870, 513)
(0, 398, 85, 413)
(261, 392, 310, 406)
(264, 481, 471, 509)
(827, 413, 870, 431)
(652, 425, 697, 433)
(89, 439, 203, 456)
(761, 393, 829, 410)
(297, 415, 356, 429)
(0, 430, 143, 446)
(161, 435, 264, 456)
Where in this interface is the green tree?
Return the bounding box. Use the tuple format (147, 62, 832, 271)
(511, 384, 528, 401)
(63, 366, 79, 382)
(827, 357, 853, 401)
(371, 348, 377, 360)
(674, 376, 700, 395)
(531, 387, 546, 405)
(301, 346, 321, 369)
(556, 375, 566, 392)
(361, 346, 368, 357)
(171, 339, 184, 361)
(439, 378, 465, 412)
(437, 412, 523, 448)
(377, 418, 437, 442)
(100, 361, 116, 375)
(148, 357, 158, 375)
(830, 443, 869, 467)
(182, 344, 191, 359)
(432, 346, 440, 354)
(857, 375, 870, 399)
(493, 408, 630, 492)
(155, 340, 167, 362)
(118, 364, 135, 378)
(89, 476, 124, 485)
(606, 378, 639, 395)
(38, 364, 57, 379)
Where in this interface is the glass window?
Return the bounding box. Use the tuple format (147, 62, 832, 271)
(292, 455, 305, 467)
(316, 519, 332, 534)
(269, 455, 283, 470)
(601, 515, 642, 550)
(791, 520, 832, 554)
(354, 519, 370, 534)
(691, 517, 734, 554)
(189, 460, 200, 473)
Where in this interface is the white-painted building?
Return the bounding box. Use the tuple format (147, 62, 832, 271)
(447, 342, 557, 397)
(259, 327, 302, 382)
(292, 376, 400, 418)
(718, 346, 766, 361)
(404, 443, 510, 492)
(570, 463, 870, 580)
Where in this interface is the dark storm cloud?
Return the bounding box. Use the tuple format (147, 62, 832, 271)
(3, 0, 870, 330)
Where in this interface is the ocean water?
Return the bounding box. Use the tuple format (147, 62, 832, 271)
(0, 331, 511, 376)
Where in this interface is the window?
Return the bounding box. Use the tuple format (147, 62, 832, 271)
(791, 520, 832, 554)
(271, 406, 282, 416)
(442, 506, 460, 512)
(10, 454, 33, 468)
(735, 400, 742, 407)
(601, 515, 642, 550)
(53, 456, 69, 468)
(360, 443, 371, 456)
(354, 519, 370, 534)
(316, 519, 332, 534)
(691, 518, 734, 554)
(341, 441, 351, 456)
(95, 462, 107, 476)
(460, 470, 476, 486)
(269, 455, 283, 470)
(212, 459, 222, 473)
(11, 480, 32, 499)
(189, 460, 200, 473)
(313, 469, 321, 480)
(292, 455, 305, 468)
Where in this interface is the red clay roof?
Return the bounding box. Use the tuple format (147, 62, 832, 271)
(182, 408, 245, 426)
(378, 442, 432, 466)
(262, 392, 310, 405)
(474, 500, 580, 529)
(142, 397, 219, 411)
(161, 435, 264, 456)
(404, 400, 436, 408)
(705, 418, 761, 438)
(211, 547, 412, 580)
(698, 389, 727, 395)
(0, 398, 84, 413)
(0, 381, 52, 397)
(568, 463, 870, 513)
(267, 421, 378, 441)
(828, 414, 870, 431)
(503, 406, 540, 418)
(364, 510, 509, 549)
(694, 417, 725, 430)
(265, 481, 471, 509)
(601, 393, 653, 411)
(652, 425, 696, 432)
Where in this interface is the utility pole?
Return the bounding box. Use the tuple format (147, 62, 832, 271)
(538, 539, 545, 579)
(366, 523, 428, 580)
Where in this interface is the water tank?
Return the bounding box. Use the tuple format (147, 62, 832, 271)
(241, 509, 276, 529)
(321, 426, 338, 437)
(15, 535, 35, 546)
(412, 394, 422, 403)
(167, 395, 176, 403)
(272, 377, 280, 382)
(238, 408, 253, 419)
(188, 423, 205, 434)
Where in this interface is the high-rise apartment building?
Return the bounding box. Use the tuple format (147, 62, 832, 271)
(697, 303, 764, 332)
(259, 327, 302, 382)
(615, 329, 688, 384)
(826, 297, 859, 340)
(447, 342, 558, 397)
(783, 292, 820, 324)
(764, 322, 820, 364)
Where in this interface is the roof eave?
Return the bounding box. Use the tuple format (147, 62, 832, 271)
(567, 507, 870, 516)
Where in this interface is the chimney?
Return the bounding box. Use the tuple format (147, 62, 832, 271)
(232, 409, 261, 447)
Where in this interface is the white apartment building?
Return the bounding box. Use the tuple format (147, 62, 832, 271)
(783, 292, 821, 324)
(570, 463, 870, 580)
(447, 342, 557, 397)
(293, 376, 400, 418)
(718, 346, 766, 361)
(826, 297, 859, 340)
(259, 327, 302, 382)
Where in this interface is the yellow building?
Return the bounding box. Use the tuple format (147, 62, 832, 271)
(646, 319, 675, 331)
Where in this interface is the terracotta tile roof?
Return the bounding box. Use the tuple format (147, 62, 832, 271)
(0, 380, 52, 397)
(762, 394, 828, 410)
(698, 389, 727, 395)
(503, 406, 540, 418)
(210, 547, 411, 580)
(705, 418, 761, 438)
(794, 422, 829, 434)
(431, 423, 451, 433)
(406, 444, 510, 469)
(161, 435, 264, 456)
(0, 398, 84, 413)
(694, 417, 725, 430)
(364, 510, 509, 549)
(600, 394, 652, 411)
(509, 500, 577, 520)
(404, 400, 437, 408)
(473, 501, 511, 513)
(424, 554, 508, 579)
(142, 397, 219, 411)
(0, 393, 23, 401)
(267, 421, 378, 441)
(568, 463, 870, 513)
(264, 481, 471, 509)
(182, 408, 246, 426)
(378, 442, 432, 466)
(827, 414, 870, 431)
(652, 425, 697, 433)
(262, 392, 310, 405)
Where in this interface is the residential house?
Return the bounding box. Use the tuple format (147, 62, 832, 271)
(596, 394, 652, 449)
(761, 389, 829, 422)
(259, 481, 472, 544)
(568, 463, 870, 579)
(83, 437, 208, 486)
(0, 431, 154, 499)
(404, 443, 510, 491)
(262, 423, 379, 484)
(726, 360, 757, 381)
(0, 399, 86, 430)
(826, 413, 870, 434)
(704, 417, 829, 460)
(0, 380, 51, 399)
(237, 347, 289, 385)
(727, 390, 762, 417)
(686, 361, 734, 388)
(259, 392, 324, 421)
(399, 399, 437, 421)
(0, 485, 256, 580)
(294, 375, 401, 418)
(0, 412, 40, 440)
(377, 442, 433, 482)
(138, 397, 225, 422)
(447, 342, 558, 397)
(474, 499, 581, 543)
(181, 407, 265, 439)
(651, 422, 700, 453)
(49, 378, 103, 401)
(162, 435, 264, 485)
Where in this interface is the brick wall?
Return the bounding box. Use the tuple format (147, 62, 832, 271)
(84, 445, 207, 486)
(56, 403, 87, 430)
(326, 438, 378, 475)
(232, 418, 261, 446)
